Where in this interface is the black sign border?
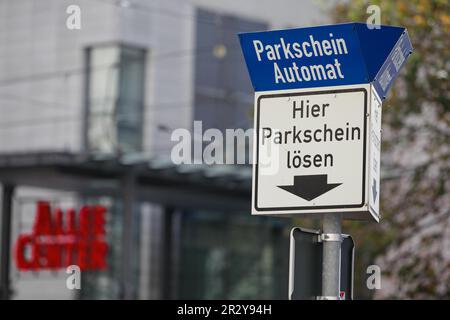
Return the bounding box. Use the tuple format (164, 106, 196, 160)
(255, 88, 367, 211)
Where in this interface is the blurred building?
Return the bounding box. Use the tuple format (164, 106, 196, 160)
(0, 0, 330, 299)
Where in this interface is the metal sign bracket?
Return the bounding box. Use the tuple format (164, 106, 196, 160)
(319, 233, 343, 243)
(316, 295, 341, 300)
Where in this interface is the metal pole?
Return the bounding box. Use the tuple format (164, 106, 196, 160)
(0, 184, 14, 300)
(161, 207, 173, 299)
(321, 213, 342, 299)
(120, 171, 136, 300)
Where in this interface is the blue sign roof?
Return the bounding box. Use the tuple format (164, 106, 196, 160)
(238, 22, 413, 99)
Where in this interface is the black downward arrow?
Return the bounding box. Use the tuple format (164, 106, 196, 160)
(278, 174, 341, 201)
(372, 178, 378, 201)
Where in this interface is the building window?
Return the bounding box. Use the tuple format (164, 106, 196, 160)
(86, 45, 146, 154)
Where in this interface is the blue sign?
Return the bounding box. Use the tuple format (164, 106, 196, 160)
(238, 22, 413, 98)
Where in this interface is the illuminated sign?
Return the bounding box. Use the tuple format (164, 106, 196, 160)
(14, 201, 108, 271)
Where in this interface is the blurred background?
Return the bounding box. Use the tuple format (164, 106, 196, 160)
(0, 0, 448, 300)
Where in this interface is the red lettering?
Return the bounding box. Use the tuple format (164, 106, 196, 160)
(54, 208, 64, 235)
(63, 241, 77, 266)
(67, 208, 77, 235)
(93, 205, 107, 236)
(15, 202, 108, 271)
(90, 240, 108, 270)
(79, 206, 92, 238)
(14, 235, 39, 270)
(41, 243, 62, 269)
(77, 240, 88, 270)
(33, 201, 53, 235)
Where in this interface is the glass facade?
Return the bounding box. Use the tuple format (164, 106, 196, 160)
(171, 9, 293, 300)
(76, 10, 290, 301)
(86, 45, 146, 154)
(178, 211, 290, 300)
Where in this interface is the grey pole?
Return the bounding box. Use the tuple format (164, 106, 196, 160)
(120, 171, 136, 300)
(321, 213, 342, 299)
(0, 184, 14, 300)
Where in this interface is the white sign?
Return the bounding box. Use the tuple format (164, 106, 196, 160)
(252, 84, 380, 221)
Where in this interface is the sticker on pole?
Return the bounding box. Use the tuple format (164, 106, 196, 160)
(252, 84, 378, 220)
